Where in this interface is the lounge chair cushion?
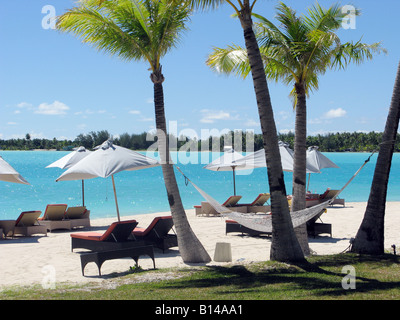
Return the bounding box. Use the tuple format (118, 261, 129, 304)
(15, 211, 42, 226)
(132, 216, 173, 237)
(71, 220, 138, 242)
(222, 195, 242, 207)
(65, 206, 87, 219)
(39, 204, 68, 221)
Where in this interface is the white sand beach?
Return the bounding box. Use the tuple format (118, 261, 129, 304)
(0, 201, 399, 290)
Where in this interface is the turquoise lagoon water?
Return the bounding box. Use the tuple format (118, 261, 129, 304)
(0, 151, 399, 220)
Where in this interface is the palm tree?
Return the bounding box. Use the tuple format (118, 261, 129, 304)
(57, 0, 211, 263)
(190, 0, 305, 262)
(206, 2, 385, 254)
(351, 61, 400, 255)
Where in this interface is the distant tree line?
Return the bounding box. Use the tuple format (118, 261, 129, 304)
(0, 130, 399, 152)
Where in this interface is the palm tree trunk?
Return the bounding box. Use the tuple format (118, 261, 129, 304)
(351, 61, 400, 255)
(292, 82, 310, 256)
(151, 69, 211, 263)
(239, 7, 304, 262)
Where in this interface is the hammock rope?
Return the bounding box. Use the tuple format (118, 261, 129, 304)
(175, 148, 376, 233)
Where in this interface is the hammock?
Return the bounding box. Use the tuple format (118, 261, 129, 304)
(175, 150, 375, 234)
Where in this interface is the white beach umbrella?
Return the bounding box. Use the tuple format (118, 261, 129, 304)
(233, 141, 321, 173)
(204, 147, 244, 195)
(306, 146, 339, 191)
(46, 146, 91, 170)
(0, 156, 30, 185)
(56, 140, 160, 221)
(46, 146, 92, 206)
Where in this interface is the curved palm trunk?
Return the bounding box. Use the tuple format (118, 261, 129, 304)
(151, 69, 211, 263)
(239, 8, 304, 262)
(351, 61, 400, 255)
(292, 82, 310, 256)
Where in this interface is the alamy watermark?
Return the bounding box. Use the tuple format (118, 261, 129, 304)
(41, 4, 357, 31)
(341, 265, 356, 290)
(41, 265, 56, 289)
(341, 5, 357, 30)
(41, 5, 56, 30)
(143, 121, 255, 171)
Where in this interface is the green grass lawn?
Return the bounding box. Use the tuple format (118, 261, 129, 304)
(1, 253, 400, 301)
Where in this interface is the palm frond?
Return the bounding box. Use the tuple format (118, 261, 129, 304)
(206, 45, 251, 78)
(57, 0, 192, 71)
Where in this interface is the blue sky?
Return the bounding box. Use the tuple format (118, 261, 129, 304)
(0, 0, 399, 142)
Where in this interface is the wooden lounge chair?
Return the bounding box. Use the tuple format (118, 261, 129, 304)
(194, 195, 244, 216)
(38, 204, 71, 231)
(237, 193, 271, 213)
(13, 211, 47, 237)
(319, 188, 345, 207)
(132, 216, 178, 253)
(71, 219, 144, 252)
(65, 206, 91, 229)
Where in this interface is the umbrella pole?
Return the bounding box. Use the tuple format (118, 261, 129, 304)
(81, 180, 85, 207)
(232, 166, 236, 196)
(111, 175, 121, 222)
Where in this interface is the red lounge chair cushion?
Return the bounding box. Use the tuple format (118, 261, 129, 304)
(71, 219, 137, 241)
(132, 216, 172, 237)
(15, 211, 41, 226)
(70, 232, 103, 241)
(319, 189, 331, 199)
(225, 220, 238, 224)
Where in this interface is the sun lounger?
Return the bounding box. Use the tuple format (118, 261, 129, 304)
(13, 211, 47, 237)
(225, 219, 271, 237)
(132, 216, 178, 253)
(71, 219, 144, 252)
(306, 207, 332, 237)
(194, 195, 244, 216)
(237, 193, 271, 213)
(0, 220, 17, 238)
(66, 206, 91, 229)
(38, 204, 71, 231)
(319, 188, 345, 207)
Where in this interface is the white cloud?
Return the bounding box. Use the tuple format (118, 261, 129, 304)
(308, 118, 322, 125)
(279, 111, 290, 120)
(7, 122, 17, 125)
(35, 101, 70, 115)
(139, 117, 153, 122)
(129, 110, 141, 115)
(244, 119, 259, 127)
(279, 128, 294, 134)
(17, 102, 33, 108)
(200, 109, 233, 124)
(323, 108, 347, 119)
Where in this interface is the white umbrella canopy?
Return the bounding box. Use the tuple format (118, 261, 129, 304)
(233, 142, 321, 173)
(204, 147, 244, 172)
(204, 147, 244, 195)
(0, 156, 30, 185)
(306, 146, 339, 170)
(306, 146, 339, 191)
(46, 146, 92, 206)
(46, 146, 92, 170)
(56, 140, 160, 221)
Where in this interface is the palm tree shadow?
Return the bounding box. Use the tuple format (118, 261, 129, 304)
(162, 254, 400, 298)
